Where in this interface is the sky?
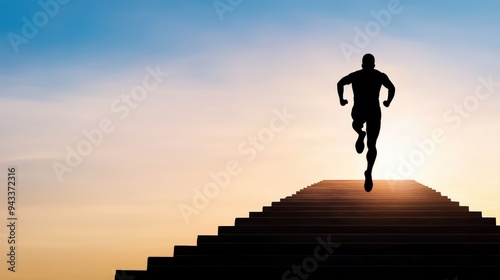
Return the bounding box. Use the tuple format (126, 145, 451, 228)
(1, 0, 500, 279)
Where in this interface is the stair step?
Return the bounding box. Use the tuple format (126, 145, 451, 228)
(271, 201, 458, 206)
(197, 233, 500, 244)
(249, 210, 481, 218)
(234, 217, 496, 226)
(137, 265, 499, 280)
(282, 195, 450, 200)
(218, 225, 500, 234)
(174, 243, 500, 256)
(149, 254, 500, 267)
(263, 205, 467, 211)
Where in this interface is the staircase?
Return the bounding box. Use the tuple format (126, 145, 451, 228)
(115, 180, 500, 279)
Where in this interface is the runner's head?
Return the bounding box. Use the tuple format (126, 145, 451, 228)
(362, 53, 375, 69)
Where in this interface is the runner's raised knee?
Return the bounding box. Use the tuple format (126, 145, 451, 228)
(352, 121, 363, 132)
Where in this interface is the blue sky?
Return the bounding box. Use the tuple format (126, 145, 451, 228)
(1, 1, 500, 280)
(0, 0, 498, 102)
(1, 0, 499, 72)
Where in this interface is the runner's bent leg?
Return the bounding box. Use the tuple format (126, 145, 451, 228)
(351, 106, 367, 154)
(351, 105, 366, 133)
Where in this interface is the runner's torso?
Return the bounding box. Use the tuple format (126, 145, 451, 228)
(346, 69, 387, 107)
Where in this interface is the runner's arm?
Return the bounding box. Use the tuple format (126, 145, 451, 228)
(382, 74, 395, 107)
(337, 75, 351, 106)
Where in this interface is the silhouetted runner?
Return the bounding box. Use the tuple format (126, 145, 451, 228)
(337, 54, 395, 192)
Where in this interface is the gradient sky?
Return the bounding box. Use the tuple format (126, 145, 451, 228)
(1, 1, 500, 279)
